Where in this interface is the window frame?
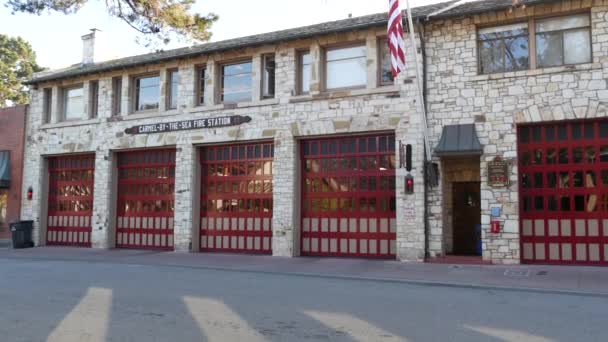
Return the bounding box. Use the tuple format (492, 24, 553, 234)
(377, 37, 395, 87)
(132, 73, 161, 113)
(61, 84, 85, 121)
(42, 88, 52, 124)
(323, 42, 368, 91)
(534, 12, 592, 68)
(166, 69, 179, 110)
(111, 77, 122, 116)
(476, 11, 593, 75)
(476, 22, 530, 75)
(262, 54, 276, 99)
(196, 66, 206, 106)
(89, 80, 99, 119)
(296, 50, 311, 95)
(220, 59, 253, 104)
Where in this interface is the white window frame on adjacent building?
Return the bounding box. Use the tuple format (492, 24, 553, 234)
(535, 13, 592, 68)
(324, 43, 367, 91)
(477, 12, 593, 75)
(62, 85, 85, 121)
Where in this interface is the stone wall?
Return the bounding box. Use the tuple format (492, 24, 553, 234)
(21, 26, 427, 260)
(424, 0, 608, 263)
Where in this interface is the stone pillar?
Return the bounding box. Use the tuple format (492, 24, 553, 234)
(395, 32, 426, 262)
(159, 68, 168, 111)
(98, 77, 112, 119)
(251, 54, 262, 101)
(91, 149, 115, 248)
(204, 59, 216, 106)
(309, 43, 322, 95)
(272, 130, 298, 257)
(50, 86, 61, 123)
(178, 64, 196, 109)
(173, 144, 195, 252)
(120, 74, 131, 115)
(366, 34, 378, 89)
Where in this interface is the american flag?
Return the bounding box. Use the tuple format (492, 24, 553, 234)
(387, 0, 406, 78)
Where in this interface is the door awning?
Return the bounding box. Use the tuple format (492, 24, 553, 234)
(0, 151, 10, 188)
(434, 124, 483, 157)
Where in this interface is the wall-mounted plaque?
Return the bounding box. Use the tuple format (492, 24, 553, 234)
(124, 115, 251, 135)
(488, 156, 509, 187)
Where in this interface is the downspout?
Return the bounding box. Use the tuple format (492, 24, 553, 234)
(416, 18, 430, 259)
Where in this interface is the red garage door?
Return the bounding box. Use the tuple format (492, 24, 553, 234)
(301, 134, 397, 258)
(116, 149, 176, 250)
(47, 154, 95, 247)
(200, 142, 273, 253)
(518, 119, 608, 265)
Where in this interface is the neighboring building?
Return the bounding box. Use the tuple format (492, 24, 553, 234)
(21, 0, 608, 265)
(0, 105, 27, 241)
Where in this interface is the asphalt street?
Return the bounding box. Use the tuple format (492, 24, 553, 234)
(0, 256, 605, 342)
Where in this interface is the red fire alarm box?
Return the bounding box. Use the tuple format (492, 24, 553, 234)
(491, 220, 501, 234)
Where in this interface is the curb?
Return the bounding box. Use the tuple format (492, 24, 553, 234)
(1, 253, 608, 298)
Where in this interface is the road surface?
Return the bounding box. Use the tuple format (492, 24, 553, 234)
(0, 255, 605, 341)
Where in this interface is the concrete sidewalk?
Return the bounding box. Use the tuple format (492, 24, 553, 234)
(0, 246, 606, 296)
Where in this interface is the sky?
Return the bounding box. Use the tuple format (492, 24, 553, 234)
(0, 0, 448, 70)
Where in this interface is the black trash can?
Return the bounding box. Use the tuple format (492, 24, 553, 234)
(10, 221, 34, 249)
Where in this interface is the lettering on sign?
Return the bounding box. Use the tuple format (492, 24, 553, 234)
(404, 202, 416, 220)
(124, 115, 252, 135)
(488, 156, 509, 187)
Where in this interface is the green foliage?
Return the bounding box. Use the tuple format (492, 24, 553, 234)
(6, 0, 219, 45)
(0, 34, 42, 107)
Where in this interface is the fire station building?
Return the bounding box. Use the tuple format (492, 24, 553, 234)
(21, 0, 608, 265)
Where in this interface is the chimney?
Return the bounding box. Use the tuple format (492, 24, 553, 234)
(81, 28, 100, 65)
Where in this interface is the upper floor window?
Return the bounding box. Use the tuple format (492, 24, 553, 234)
(298, 51, 311, 94)
(478, 23, 529, 74)
(42, 88, 52, 123)
(112, 77, 122, 116)
(262, 54, 275, 98)
(135, 75, 160, 111)
(536, 14, 591, 68)
(379, 38, 394, 86)
(222, 61, 252, 103)
(325, 45, 367, 90)
(167, 70, 179, 110)
(89, 80, 99, 119)
(62, 85, 85, 121)
(197, 67, 206, 106)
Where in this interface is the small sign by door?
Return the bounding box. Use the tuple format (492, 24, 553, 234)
(404, 202, 416, 220)
(488, 156, 509, 187)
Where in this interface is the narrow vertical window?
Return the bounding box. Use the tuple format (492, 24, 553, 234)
(42, 88, 52, 123)
(262, 54, 275, 98)
(167, 70, 179, 110)
(197, 67, 206, 106)
(89, 80, 99, 118)
(112, 77, 122, 116)
(379, 38, 394, 86)
(298, 51, 311, 94)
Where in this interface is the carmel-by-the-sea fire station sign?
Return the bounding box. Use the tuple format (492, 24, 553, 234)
(124, 115, 252, 135)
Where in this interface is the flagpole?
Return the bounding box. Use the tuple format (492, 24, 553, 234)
(404, 0, 432, 162)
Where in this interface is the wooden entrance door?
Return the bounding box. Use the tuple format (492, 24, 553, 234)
(453, 182, 481, 255)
